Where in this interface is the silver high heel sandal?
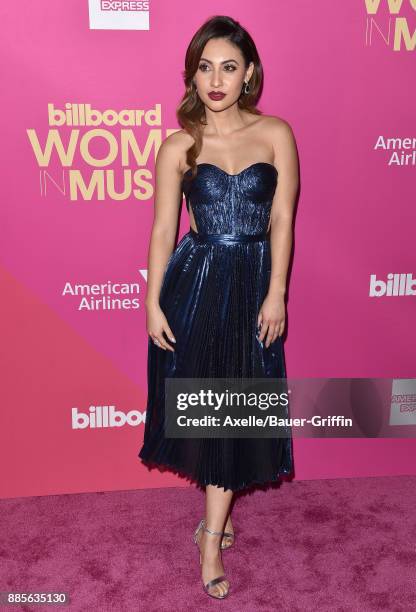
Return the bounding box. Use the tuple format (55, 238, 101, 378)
(197, 517, 235, 550)
(193, 519, 230, 599)
(221, 528, 235, 551)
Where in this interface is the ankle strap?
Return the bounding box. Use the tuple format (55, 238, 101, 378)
(202, 519, 224, 537)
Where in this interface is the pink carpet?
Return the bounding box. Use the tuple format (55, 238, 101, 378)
(1, 475, 415, 611)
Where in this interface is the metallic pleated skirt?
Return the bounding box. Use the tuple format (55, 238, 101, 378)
(138, 229, 293, 492)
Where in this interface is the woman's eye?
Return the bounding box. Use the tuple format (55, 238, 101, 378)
(198, 63, 237, 72)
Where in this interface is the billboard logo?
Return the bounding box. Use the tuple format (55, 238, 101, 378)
(72, 405, 146, 428)
(369, 273, 416, 297)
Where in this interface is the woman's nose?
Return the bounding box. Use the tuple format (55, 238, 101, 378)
(210, 70, 223, 88)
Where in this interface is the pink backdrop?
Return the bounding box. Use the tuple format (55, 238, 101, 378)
(1, 0, 415, 499)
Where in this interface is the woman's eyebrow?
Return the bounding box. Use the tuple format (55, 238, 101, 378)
(199, 57, 239, 65)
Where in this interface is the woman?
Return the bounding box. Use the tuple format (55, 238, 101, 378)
(139, 15, 298, 599)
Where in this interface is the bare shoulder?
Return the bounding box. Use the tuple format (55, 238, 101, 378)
(259, 115, 298, 167)
(258, 114, 296, 141)
(156, 129, 194, 175)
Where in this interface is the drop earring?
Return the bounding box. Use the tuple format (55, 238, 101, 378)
(243, 81, 250, 95)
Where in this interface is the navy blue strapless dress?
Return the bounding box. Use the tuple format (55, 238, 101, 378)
(138, 162, 293, 491)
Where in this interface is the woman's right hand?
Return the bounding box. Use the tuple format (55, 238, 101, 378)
(145, 302, 176, 351)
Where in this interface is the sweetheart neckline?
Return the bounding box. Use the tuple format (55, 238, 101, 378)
(182, 161, 278, 180)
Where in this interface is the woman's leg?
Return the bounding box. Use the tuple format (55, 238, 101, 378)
(223, 512, 234, 547)
(198, 484, 233, 597)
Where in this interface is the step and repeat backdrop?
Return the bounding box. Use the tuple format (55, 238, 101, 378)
(1, 0, 415, 498)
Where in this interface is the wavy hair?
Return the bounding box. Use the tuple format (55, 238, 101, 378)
(177, 15, 263, 182)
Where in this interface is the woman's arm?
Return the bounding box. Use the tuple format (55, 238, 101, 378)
(268, 118, 299, 299)
(145, 134, 184, 308)
(258, 118, 299, 347)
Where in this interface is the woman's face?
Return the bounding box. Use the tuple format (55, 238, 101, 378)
(193, 37, 254, 111)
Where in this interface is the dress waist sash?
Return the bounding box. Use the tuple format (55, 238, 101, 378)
(189, 227, 269, 244)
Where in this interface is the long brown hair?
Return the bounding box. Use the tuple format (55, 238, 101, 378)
(177, 15, 264, 182)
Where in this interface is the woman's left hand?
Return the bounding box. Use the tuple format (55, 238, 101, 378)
(257, 293, 286, 347)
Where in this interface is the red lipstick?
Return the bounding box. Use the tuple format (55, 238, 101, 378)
(208, 91, 226, 101)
